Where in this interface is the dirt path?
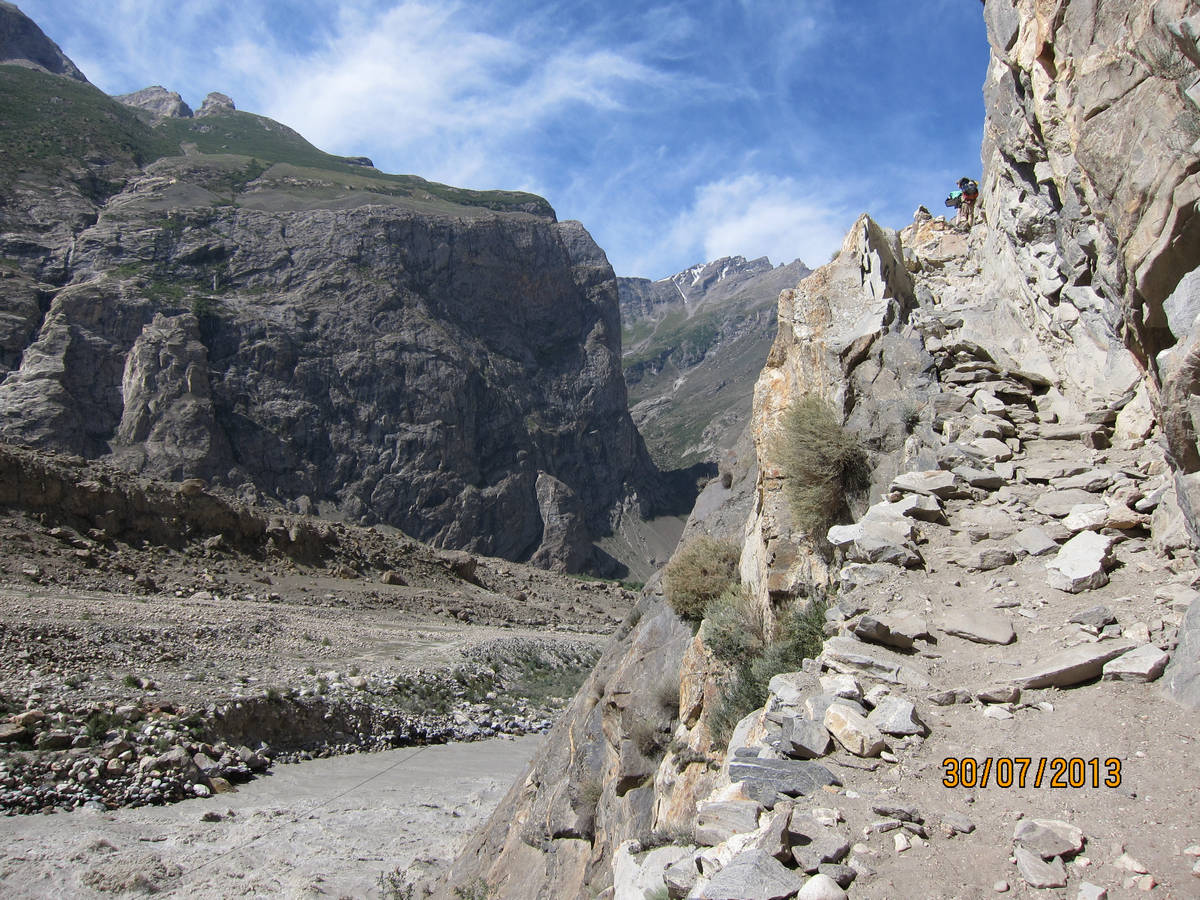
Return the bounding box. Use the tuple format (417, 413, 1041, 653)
(0, 734, 540, 898)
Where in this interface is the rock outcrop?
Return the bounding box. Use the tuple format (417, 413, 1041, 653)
(0, 0, 88, 81)
(116, 85, 193, 119)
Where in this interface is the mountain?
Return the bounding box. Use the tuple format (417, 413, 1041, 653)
(618, 255, 811, 468)
(0, 0, 87, 82)
(445, 1, 1200, 896)
(0, 4, 685, 576)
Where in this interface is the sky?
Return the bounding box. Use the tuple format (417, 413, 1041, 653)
(18, 0, 990, 280)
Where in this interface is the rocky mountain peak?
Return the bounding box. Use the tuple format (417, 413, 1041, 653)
(116, 85, 193, 119)
(668, 254, 777, 301)
(196, 91, 235, 116)
(0, 1, 88, 82)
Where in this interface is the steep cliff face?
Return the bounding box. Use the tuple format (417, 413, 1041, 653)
(620, 257, 811, 469)
(978, 0, 1200, 532)
(0, 20, 667, 573)
(0, 1, 87, 82)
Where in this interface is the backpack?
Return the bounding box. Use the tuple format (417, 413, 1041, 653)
(945, 190, 963, 208)
(961, 180, 979, 200)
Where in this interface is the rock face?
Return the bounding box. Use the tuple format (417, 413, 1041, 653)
(979, 0, 1200, 542)
(0, 1, 88, 81)
(619, 256, 811, 467)
(116, 85, 193, 118)
(0, 50, 673, 573)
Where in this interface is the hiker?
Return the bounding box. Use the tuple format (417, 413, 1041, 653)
(957, 176, 979, 228)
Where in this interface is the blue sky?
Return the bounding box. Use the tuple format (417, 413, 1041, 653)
(19, 0, 989, 279)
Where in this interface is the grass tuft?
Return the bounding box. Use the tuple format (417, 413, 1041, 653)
(776, 395, 869, 537)
(664, 537, 740, 621)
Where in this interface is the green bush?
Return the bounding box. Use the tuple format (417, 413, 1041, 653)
(709, 597, 829, 745)
(703, 585, 768, 664)
(776, 395, 869, 537)
(664, 537, 741, 621)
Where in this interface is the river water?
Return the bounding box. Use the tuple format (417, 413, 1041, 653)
(0, 735, 540, 898)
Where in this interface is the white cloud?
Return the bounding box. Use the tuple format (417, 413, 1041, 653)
(634, 172, 853, 275)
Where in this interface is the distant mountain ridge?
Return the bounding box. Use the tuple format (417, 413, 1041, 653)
(619, 255, 811, 467)
(0, 0, 87, 82)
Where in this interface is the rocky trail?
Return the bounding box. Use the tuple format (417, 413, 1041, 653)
(612, 222, 1200, 899)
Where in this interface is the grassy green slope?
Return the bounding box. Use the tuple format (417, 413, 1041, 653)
(0, 64, 553, 217)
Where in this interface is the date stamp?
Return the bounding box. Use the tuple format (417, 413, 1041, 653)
(942, 757, 1122, 789)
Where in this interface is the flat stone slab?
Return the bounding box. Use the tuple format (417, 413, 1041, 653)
(1045, 531, 1115, 593)
(727, 758, 842, 799)
(853, 613, 928, 651)
(1056, 469, 1117, 492)
(1164, 595, 1200, 708)
(950, 543, 1016, 572)
(1062, 503, 1108, 533)
(1013, 525, 1059, 557)
(1013, 818, 1084, 858)
(788, 815, 852, 873)
(939, 609, 1016, 645)
(695, 848, 807, 900)
(1014, 846, 1067, 888)
(783, 716, 833, 759)
(694, 799, 762, 845)
(1034, 488, 1098, 518)
(1021, 460, 1092, 481)
(891, 470, 966, 499)
(1102, 644, 1169, 683)
(1014, 640, 1135, 688)
(820, 637, 929, 688)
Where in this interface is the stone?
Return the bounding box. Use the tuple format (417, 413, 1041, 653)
(976, 684, 1020, 704)
(1012, 528, 1060, 556)
(1068, 605, 1116, 628)
(815, 864, 855, 889)
(866, 697, 927, 736)
(727, 758, 842, 801)
(893, 831, 911, 852)
(820, 637, 929, 688)
(1077, 883, 1107, 900)
(783, 717, 833, 759)
(1046, 532, 1116, 593)
(853, 612, 929, 650)
(1013, 818, 1084, 858)
(694, 800, 762, 846)
(1114, 852, 1149, 874)
(939, 609, 1016, 645)
(823, 703, 886, 757)
(967, 437, 1014, 461)
(767, 672, 821, 711)
(663, 854, 700, 898)
(0, 722, 27, 743)
(891, 470, 967, 499)
(952, 543, 1016, 572)
(1014, 641, 1135, 689)
(796, 873, 848, 900)
(1022, 461, 1091, 481)
(957, 506, 1019, 540)
(694, 849, 806, 900)
(788, 815, 852, 873)
(1062, 503, 1109, 533)
(1014, 846, 1068, 888)
(1057, 469, 1117, 492)
(1165, 595, 1200, 708)
(940, 812, 975, 835)
(871, 801, 921, 823)
(1102, 645, 1169, 683)
(819, 674, 862, 701)
(953, 465, 1006, 489)
(928, 688, 972, 706)
(749, 803, 795, 863)
(1034, 489, 1100, 518)
(379, 570, 407, 586)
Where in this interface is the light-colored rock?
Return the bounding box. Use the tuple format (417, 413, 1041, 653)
(1014, 846, 1068, 888)
(1102, 645, 1169, 683)
(820, 637, 929, 688)
(796, 873, 847, 900)
(1046, 531, 1115, 593)
(976, 684, 1020, 704)
(1034, 489, 1100, 518)
(939, 609, 1016, 645)
(1077, 882, 1107, 900)
(1013, 526, 1059, 557)
(1068, 605, 1116, 628)
(891, 470, 966, 499)
(866, 697, 926, 736)
(952, 543, 1016, 572)
(613, 841, 694, 900)
(1013, 818, 1084, 858)
(1062, 503, 1109, 533)
(695, 800, 762, 846)
(1164, 595, 1200, 708)
(783, 717, 833, 759)
(1057, 469, 1117, 492)
(853, 612, 929, 651)
(1014, 641, 1135, 689)
(823, 703, 886, 757)
(694, 848, 806, 900)
(819, 674, 862, 702)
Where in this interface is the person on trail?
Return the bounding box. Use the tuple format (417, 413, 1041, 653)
(957, 176, 979, 228)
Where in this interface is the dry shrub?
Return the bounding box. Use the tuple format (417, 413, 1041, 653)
(703, 585, 768, 664)
(663, 536, 740, 621)
(776, 395, 869, 536)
